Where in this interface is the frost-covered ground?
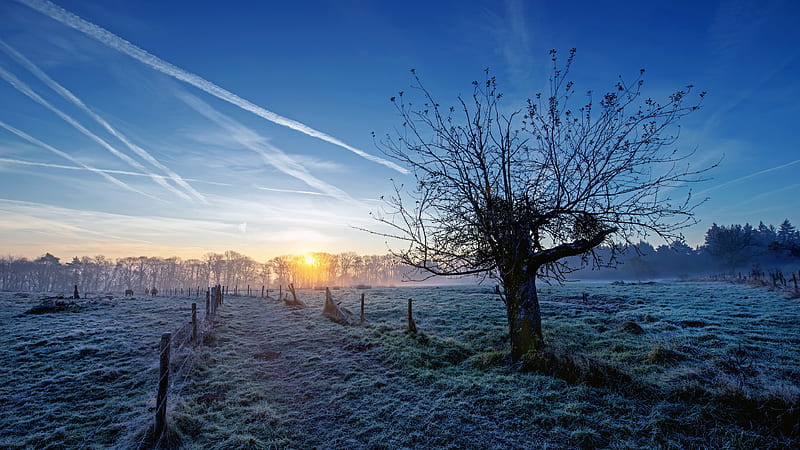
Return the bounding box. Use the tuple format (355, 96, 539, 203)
(0, 291, 200, 448)
(1, 282, 799, 448)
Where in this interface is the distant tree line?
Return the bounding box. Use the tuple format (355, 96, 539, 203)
(1, 220, 797, 292)
(570, 219, 800, 280)
(0, 250, 405, 293)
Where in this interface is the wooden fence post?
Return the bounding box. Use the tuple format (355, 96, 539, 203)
(206, 289, 211, 320)
(191, 303, 197, 344)
(407, 298, 417, 333)
(261, 285, 265, 298)
(360, 293, 365, 325)
(213, 285, 218, 310)
(154, 332, 171, 441)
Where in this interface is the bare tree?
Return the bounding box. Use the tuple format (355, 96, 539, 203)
(372, 50, 714, 359)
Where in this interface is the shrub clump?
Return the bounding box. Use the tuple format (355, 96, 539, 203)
(24, 298, 81, 314)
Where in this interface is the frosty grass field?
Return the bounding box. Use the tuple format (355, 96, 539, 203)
(1, 281, 798, 448)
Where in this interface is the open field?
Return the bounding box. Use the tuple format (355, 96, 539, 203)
(1, 281, 798, 448)
(0, 292, 198, 448)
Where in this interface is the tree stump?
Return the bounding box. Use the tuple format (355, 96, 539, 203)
(284, 283, 307, 307)
(322, 287, 352, 325)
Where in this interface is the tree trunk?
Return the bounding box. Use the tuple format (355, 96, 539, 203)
(506, 275, 543, 360)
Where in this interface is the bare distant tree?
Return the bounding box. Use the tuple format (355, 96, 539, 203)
(371, 49, 714, 359)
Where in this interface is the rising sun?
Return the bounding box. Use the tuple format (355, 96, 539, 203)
(304, 255, 315, 265)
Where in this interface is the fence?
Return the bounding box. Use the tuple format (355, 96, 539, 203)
(709, 268, 800, 297)
(140, 284, 420, 447)
(142, 284, 224, 448)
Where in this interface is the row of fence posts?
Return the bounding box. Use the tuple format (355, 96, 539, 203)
(750, 269, 800, 291)
(768, 270, 800, 290)
(152, 285, 278, 299)
(712, 269, 800, 292)
(152, 286, 421, 445)
(136, 285, 273, 298)
(152, 284, 224, 445)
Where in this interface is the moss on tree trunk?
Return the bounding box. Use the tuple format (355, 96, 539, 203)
(506, 275, 543, 360)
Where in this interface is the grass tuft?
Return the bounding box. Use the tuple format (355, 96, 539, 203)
(619, 321, 645, 334)
(570, 427, 609, 449)
(646, 345, 687, 365)
(469, 350, 509, 369)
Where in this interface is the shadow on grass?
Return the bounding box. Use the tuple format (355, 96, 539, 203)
(519, 346, 634, 389)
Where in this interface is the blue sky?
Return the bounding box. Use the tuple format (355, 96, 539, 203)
(0, 0, 798, 261)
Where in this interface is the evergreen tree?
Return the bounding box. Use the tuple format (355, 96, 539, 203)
(777, 219, 798, 245)
(704, 223, 756, 271)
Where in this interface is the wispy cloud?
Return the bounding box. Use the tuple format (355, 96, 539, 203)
(0, 156, 234, 187)
(264, 228, 335, 244)
(738, 183, 800, 206)
(483, 0, 538, 94)
(696, 158, 800, 195)
(16, 0, 409, 174)
(200, 192, 372, 228)
(0, 39, 207, 203)
(0, 198, 154, 244)
(706, 182, 800, 217)
(500, 0, 533, 82)
(704, 1, 799, 130)
(0, 64, 191, 200)
(176, 91, 357, 203)
(0, 198, 247, 238)
(0, 120, 159, 200)
(0, 197, 254, 259)
(704, 52, 797, 130)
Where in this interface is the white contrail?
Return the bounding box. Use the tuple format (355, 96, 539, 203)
(0, 39, 207, 203)
(0, 156, 234, 187)
(0, 64, 192, 201)
(696, 158, 800, 195)
(0, 120, 160, 200)
(255, 185, 329, 197)
(177, 91, 356, 203)
(16, 0, 409, 175)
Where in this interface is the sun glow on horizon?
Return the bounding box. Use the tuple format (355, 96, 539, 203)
(304, 254, 315, 265)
